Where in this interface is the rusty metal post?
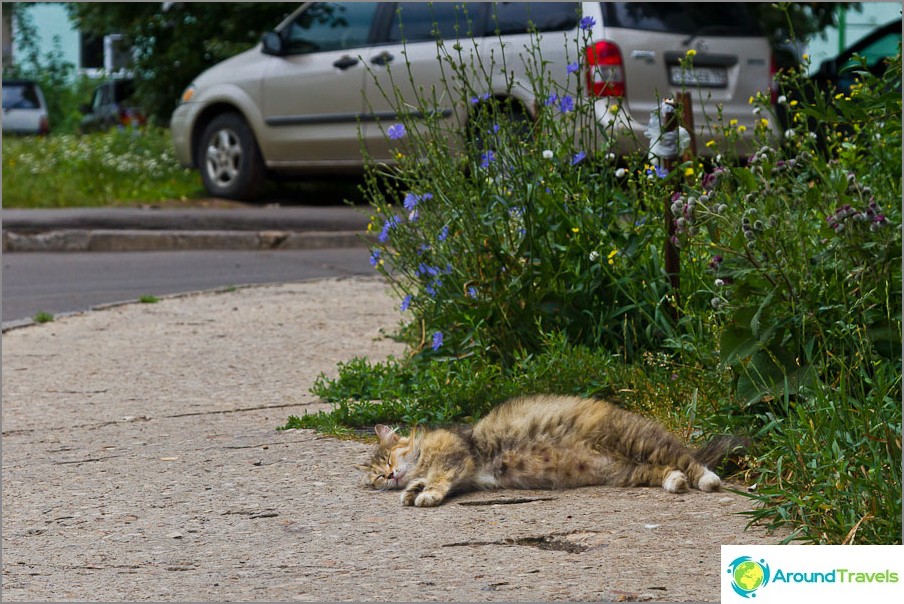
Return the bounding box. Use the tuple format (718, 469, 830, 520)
(676, 91, 697, 160)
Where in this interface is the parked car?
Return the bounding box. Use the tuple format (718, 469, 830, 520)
(171, 2, 774, 199)
(79, 78, 147, 132)
(810, 18, 901, 95)
(2, 79, 50, 135)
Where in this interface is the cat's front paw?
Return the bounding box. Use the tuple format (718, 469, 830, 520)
(414, 491, 443, 507)
(401, 480, 426, 506)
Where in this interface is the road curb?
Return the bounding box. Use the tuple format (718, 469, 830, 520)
(2, 229, 372, 252)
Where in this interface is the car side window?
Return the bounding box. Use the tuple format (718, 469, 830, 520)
(387, 3, 487, 43)
(488, 2, 579, 36)
(283, 2, 379, 54)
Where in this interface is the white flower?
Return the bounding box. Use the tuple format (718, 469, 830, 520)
(715, 278, 725, 287)
(606, 152, 616, 161)
(615, 168, 627, 178)
(752, 106, 762, 115)
(777, 95, 787, 104)
(542, 149, 554, 160)
(589, 250, 600, 262)
(784, 129, 795, 138)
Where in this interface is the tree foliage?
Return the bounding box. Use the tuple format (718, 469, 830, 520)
(65, 2, 296, 124)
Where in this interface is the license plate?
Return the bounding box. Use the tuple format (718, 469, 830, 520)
(669, 65, 728, 87)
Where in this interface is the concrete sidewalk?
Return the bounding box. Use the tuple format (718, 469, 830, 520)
(1, 276, 786, 602)
(2, 205, 372, 252)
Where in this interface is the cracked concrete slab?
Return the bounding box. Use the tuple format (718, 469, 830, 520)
(1, 276, 787, 602)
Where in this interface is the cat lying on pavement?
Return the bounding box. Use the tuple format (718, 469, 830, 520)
(361, 394, 746, 507)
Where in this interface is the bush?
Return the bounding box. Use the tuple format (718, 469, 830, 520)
(290, 22, 901, 544)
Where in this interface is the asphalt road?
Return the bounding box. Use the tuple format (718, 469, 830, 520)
(1, 248, 374, 324)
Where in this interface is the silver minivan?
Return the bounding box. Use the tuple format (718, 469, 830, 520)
(171, 2, 774, 199)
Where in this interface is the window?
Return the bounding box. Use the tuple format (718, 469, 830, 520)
(283, 2, 378, 54)
(388, 3, 486, 43)
(1, 82, 40, 110)
(488, 3, 579, 36)
(602, 3, 761, 36)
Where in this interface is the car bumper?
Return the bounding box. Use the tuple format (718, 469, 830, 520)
(170, 103, 197, 168)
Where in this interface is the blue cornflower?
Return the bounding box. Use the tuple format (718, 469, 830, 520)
(491, 124, 500, 134)
(369, 249, 381, 267)
(655, 165, 668, 179)
(438, 225, 449, 242)
(387, 123, 406, 140)
(378, 216, 401, 243)
(425, 279, 442, 297)
(431, 331, 444, 351)
(580, 16, 596, 30)
(480, 150, 496, 168)
(400, 294, 412, 312)
(559, 95, 575, 113)
(571, 151, 587, 165)
(469, 92, 491, 104)
(467, 286, 478, 298)
(545, 93, 559, 107)
(403, 192, 419, 211)
(566, 62, 579, 74)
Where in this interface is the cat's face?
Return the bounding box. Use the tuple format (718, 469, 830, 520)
(361, 425, 419, 490)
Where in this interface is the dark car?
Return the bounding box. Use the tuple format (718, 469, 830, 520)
(79, 78, 146, 132)
(810, 18, 902, 95)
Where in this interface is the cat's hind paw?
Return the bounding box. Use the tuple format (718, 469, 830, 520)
(662, 470, 689, 493)
(697, 469, 721, 492)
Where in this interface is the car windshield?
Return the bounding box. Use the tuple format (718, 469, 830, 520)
(2, 83, 40, 110)
(602, 3, 761, 36)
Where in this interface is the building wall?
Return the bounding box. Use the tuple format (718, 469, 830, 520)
(10, 2, 81, 69)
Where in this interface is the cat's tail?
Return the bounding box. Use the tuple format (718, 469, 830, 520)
(693, 434, 751, 472)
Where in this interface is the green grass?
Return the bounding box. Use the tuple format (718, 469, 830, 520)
(32, 311, 54, 324)
(1, 127, 204, 207)
(138, 295, 161, 304)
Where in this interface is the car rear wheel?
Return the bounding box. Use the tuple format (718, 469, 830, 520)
(197, 112, 265, 200)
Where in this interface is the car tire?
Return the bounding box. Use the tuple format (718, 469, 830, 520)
(197, 112, 265, 200)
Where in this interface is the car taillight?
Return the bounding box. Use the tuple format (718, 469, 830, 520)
(585, 40, 626, 97)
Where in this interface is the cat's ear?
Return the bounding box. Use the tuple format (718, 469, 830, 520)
(374, 424, 400, 445)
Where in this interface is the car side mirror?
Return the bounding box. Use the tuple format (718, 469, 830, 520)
(261, 31, 284, 56)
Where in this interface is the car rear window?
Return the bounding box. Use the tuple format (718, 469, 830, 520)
(601, 3, 761, 36)
(2, 82, 41, 110)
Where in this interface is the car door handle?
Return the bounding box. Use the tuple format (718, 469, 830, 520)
(371, 50, 394, 66)
(333, 55, 359, 70)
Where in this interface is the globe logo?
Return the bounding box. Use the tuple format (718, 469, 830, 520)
(727, 556, 771, 598)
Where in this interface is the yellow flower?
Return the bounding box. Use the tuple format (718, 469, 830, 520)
(686, 49, 697, 57)
(790, 99, 798, 107)
(609, 103, 620, 114)
(684, 167, 695, 177)
(748, 96, 755, 105)
(760, 118, 769, 127)
(729, 119, 738, 126)
(705, 140, 716, 148)
(834, 92, 845, 100)
(737, 125, 747, 134)
(571, 227, 580, 234)
(607, 249, 618, 259)
(802, 53, 810, 61)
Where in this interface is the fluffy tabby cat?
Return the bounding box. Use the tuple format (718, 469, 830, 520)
(361, 394, 745, 507)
